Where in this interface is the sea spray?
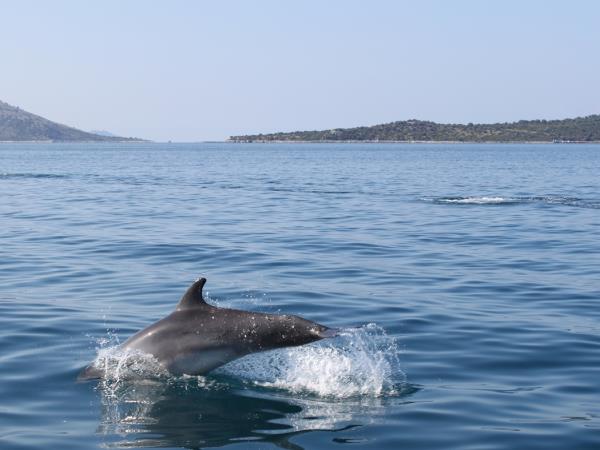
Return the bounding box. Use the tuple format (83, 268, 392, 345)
(89, 333, 169, 388)
(218, 323, 404, 398)
(88, 323, 403, 399)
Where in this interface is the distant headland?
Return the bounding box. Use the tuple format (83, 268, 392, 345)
(229, 115, 600, 143)
(0, 100, 143, 142)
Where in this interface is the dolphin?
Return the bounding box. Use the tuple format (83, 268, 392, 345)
(78, 278, 337, 380)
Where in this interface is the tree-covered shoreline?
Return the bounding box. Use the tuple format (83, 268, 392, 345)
(230, 116, 600, 143)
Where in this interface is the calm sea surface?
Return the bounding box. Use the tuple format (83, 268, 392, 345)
(1, 142, 600, 449)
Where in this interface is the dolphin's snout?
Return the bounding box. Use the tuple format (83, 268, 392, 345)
(317, 327, 340, 339)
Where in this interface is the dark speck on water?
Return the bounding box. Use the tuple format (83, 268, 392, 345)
(1, 142, 600, 449)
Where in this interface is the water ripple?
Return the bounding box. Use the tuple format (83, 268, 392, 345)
(1, 143, 600, 449)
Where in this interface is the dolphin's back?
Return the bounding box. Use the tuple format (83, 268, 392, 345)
(78, 278, 332, 380)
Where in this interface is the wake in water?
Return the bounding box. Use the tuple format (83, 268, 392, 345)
(0, 172, 68, 180)
(432, 196, 518, 205)
(422, 195, 600, 208)
(89, 323, 404, 399)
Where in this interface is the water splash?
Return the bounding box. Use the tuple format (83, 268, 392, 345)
(92, 346, 170, 384)
(218, 323, 404, 398)
(87, 323, 403, 399)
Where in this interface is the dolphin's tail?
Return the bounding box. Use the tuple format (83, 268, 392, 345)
(77, 364, 103, 382)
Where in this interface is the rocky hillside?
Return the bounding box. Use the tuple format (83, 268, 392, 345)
(0, 100, 140, 141)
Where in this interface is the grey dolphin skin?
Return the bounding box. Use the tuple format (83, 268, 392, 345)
(78, 278, 338, 380)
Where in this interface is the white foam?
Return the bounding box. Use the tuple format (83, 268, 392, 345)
(439, 196, 510, 204)
(217, 323, 404, 398)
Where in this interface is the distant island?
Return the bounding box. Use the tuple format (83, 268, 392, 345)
(0, 100, 143, 142)
(229, 115, 600, 143)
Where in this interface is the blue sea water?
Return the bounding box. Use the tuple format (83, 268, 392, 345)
(1, 142, 600, 449)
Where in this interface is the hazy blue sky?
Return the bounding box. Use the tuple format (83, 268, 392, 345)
(1, 0, 598, 141)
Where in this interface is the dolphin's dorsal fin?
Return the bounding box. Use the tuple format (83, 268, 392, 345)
(176, 278, 208, 311)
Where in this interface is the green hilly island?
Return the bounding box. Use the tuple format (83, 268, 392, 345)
(0, 100, 140, 142)
(230, 116, 600, 143)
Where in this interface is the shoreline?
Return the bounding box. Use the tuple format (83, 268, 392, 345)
(226, 139, 600, 144)
(2, 139, 600, 145)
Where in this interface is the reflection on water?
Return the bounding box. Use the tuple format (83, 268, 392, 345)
(91, 323, 409, 448)
(96, 375, 410, 449)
